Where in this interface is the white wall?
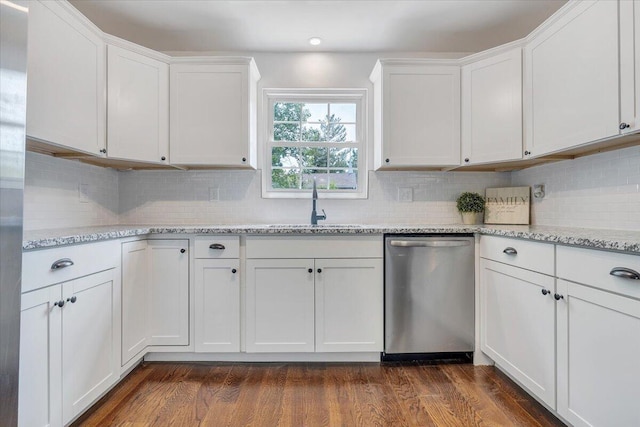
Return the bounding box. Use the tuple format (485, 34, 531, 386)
(24, 152, 119, 230)
(511, 145, 640, 231)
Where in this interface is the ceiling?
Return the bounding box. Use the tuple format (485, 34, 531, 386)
(69, 0, 567, 53)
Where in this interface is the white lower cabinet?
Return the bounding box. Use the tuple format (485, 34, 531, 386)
(246, 259, 316, 352)
(19, 285, 62, 427)
(480, 258, 556, 408)
(556, 279, 640, 427)
(19, 269, 119, 427)
(555, 245, 640, 427)
(481, 236, 640, 425)
(315, 258, 383, 352)
(194, 259, 240, 352)
(245, 236, 384, 354)
(148, 240, 189, 346)
(121, 240, 150, 364)
(61, 270, 119, 423)
(120, 238, 189, 367)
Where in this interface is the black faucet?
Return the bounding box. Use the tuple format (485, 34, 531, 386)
(311, 178, 327, 225)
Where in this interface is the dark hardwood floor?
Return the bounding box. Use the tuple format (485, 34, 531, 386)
(74, 362, 564, 426)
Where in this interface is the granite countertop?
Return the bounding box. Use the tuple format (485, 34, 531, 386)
(22, 224, 640, 253)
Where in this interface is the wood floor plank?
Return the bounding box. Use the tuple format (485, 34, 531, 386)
(417, 365, 484, 426)
(442, 364, 523, 426)
(363, 364, 411, 427)
(75, 362, 566, 427)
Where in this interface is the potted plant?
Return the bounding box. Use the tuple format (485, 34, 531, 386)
(456, 192, 485, 224)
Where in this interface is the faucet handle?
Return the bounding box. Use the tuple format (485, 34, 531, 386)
(319, 209, 327, 220)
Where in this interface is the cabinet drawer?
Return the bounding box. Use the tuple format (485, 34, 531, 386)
(194, 236, 240, 259)
(557, 245, 640, 300)
(22, 240, 119, 293)
(246, 235, 383, 259)
(480, 235, 554, 275)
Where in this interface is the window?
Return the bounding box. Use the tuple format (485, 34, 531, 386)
(263, 89, 367, 198)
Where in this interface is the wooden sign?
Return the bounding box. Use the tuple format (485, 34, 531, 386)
(484, 187, 530, 225)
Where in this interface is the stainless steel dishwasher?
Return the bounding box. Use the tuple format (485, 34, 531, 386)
(384, 235, 475, 361)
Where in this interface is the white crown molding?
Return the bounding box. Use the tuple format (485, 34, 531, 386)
(103, 34, 171, 63)
(458, 38, 526, 66)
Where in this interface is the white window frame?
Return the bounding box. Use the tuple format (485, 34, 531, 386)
(261, 88, 368, 199)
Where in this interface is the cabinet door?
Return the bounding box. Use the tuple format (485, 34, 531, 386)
(381, 64, 460, 167)
(246, 259, 315, 352)
(121, 241, 149, 365)
(194, 259, 240, 352)
(27, 1, 105, 155)
(62, 269, 118, 424)
(462, 48, 522, 165)
(18, 285, 62, 427)
(170, 64, 250, 166)
(148, 240, 189, 346)
(480, 259, 556, 408)
(556, 280, 640, 427)
(107, 45, 169, 164)
(315, 258, 383, 352)
(524, 0, 619, 157)
(620, 0, 640, 133)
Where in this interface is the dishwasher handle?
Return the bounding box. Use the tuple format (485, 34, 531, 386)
(389, 240, 471, 248)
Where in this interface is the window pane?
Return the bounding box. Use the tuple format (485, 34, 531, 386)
(342, 124, 356, 142)
(272, 168, 303, 189)
(329, 169, 358, 190)
(303, 170, 329, 189)
(329, 148, 358, 168)
(272, 147, 302, 167)
(302, 147, 328, 168)
(304, 103, 328, 123)
(274, 123, 300, 141)
(323, 122, 349, 142)
(272, 147, 328, 168)
(301, 124, 322, 141)
(274, 102, 302, 122)
(330, 103, 356, 122)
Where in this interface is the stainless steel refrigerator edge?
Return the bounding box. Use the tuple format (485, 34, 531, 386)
(385, 236, 475, 357)
(0, 1, 28, 425)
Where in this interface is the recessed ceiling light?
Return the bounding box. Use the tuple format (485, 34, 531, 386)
(309, 37, 322, 46)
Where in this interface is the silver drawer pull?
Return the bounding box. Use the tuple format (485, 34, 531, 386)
(389, 240, 471, 248)
(51, 258, 74, 270)
(609, 267, 640, 280)
(209, 243, 226, 250)
(503, 247, 517, 255)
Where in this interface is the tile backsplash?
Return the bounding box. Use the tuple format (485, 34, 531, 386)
(24, 146, 640, 231)
(118, 169, 510, 225)
(511, 145, 640, 231)
(24, 152, 119, 230)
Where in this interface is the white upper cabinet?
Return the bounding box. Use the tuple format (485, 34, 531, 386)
(462, 47, 523, 165)
(370, 60, 461, 169)
(524, 0, 620, 157)
(107, 43, 169, 164)
(170, 59, 260, 167)
(27, 1, 106, 156)
(619, 0, 640, 134)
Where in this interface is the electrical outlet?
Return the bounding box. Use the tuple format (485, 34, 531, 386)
(209, 187, 219, 202)
(78, 184, 89, 203)
(398, 187, 413, 202)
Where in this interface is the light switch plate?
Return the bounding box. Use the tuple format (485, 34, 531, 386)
(398, 187, 413, 202)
